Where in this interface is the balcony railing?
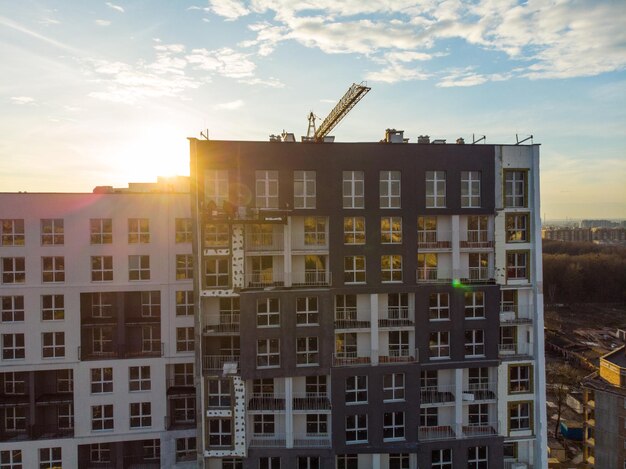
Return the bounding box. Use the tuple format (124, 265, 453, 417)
(460, 421, 499, 438)
(245, 232, 284, 251)
(291, 271, 331, 287)
(379, 307, 413, 327)
(166, 379, 194, 396)
(333, 351, 371, 367)
(460, 231, 494, 249)
(463, 382, 497, 401)
(293, 434, 331, 447)
(499, 342, 532, 358)
(292, 393, 331, 411)
(416, 268, 452, 283)
(78, 343, 163, 360)
(165, 415, 195, 430)
(29, 424, 74, 440)
(247, 393, 286, 412)
(500, 304, 532, 324)
(458, 267, 495, 283)
(418, 231, 452, 249)
(418, 425, 456, 441)
(334, 318, 370, 329)
(420, 384, 455, 405)
(203, 313, 240, 334)
(248, 433, 286, 447)
(202, 355, 239, 374)
(504, 461, 534, 469)
(244, 272, 285, 288)
(379, 348, 418, 364)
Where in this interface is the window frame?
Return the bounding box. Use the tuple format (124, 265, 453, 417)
(129, 366, 151, 392)
(129, 402, 152, 429)
(344, 216, 365, 244)
(296, 336, 319, 366)
(255, 170, 279, 209)
(506, 213, 530, 242)
(344, 255, 366, 284)
(429, 293, 449, 321)
(509, 364, 533, 394)
(176, 254, 193, 280)
(91, 367, 113, 394)
(345, 414, 368, 444)
(128, 218, 150, 244)
(429, 331, 450, 359)
(379, 170, 401, 209)
(1, 257, 25, 284)
(90, 218, 112, 244)
(0, 219, 24, 246)
(256, 338, 280, 368)
(506, 251, 529, 280)
(205, 256, 229, 287)
(176, 327, 194, 353)
(1, 295, 24, 322)
(294, 170, 316, 209)
(464, 291, 485, 319)
(461, 170, 481, 208)
(381, 216, 402, 244)
(383, 411, 405, 441)
(381, 254, 403, 283)
(296, 296, 318, 326)
(2, 333, 25, 360)
(91, 255, 113, 282)
(464, 329, 485, 357)
(42, 332, 65, 358)
(91, 404, 114, 431)
(175, 218, 193, 243)
(504, 169, 528, 208)
(41, 219, 64, 245)
(128, 255, 150, 281)
(426, 171, 446, 208)
(383, 373, 405, 402)
(176, 290, 194, 316)
(345, 375, 367, 405)
(342, 171, 365, 209)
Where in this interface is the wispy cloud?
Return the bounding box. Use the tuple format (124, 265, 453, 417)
(213, 99, 244, 110)
(105, 2, 125, 13)
(38, 17, 60, 26)
(95, 19, 111, 26)
(0, 15, 83, 54)
(209, 0, 249, 20)
(10, 96, 35, 105)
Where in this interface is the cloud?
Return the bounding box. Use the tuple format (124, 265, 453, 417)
(38, 17, 60, 26)
(213, 99, 245, 110)
(366, 64, 430, 83)
(105, 2, 125, 13)
(10, 96, 35, 105)
(209, 0, 249, 20)
(0, 15, 82, 54)
(186, 47, 256, 78)
(95, 19, 111, 26)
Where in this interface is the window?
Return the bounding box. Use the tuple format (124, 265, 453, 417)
(304, 375, 326, 397)
(306, 414, 327, 435)
(296, 337, 319, 366)
(56, 369, 73, 393)
(92, 404, 113, 431)
(257, 298, 279, 327)
(294, 170, 316, 209)
(504, 170, 527, 208)
(1, 296, 24, 322)
(39, 448, 62, 469)
(5, 407, 26, 431)
(389, 454, 409, 469)
(383, 411, 405, 440)
(467, 215, 489, 245)
(176, 327, 194, 352)
(205, 169, 229, 207)
(344, 255, 366, 284)
(388, 331, 409, 358)
(41, 219, 64, 245)
(335, 294, 357, 324)
(429, 331, 450, 359)
(417, 215, 439, 246)
(1, 257, 25, 284)
(298, 456, 320, 469)
(172, 399, 194, 425)
(253, 414, 275, 434)
(421, 369, 438, 391)
(259, 457, 280, 469)
(91, 368, 113, 393)
(506, 213, 529, 242)
(383, 373, 405, 401)
(129, 366, 151, 391)
(381, 255, 402, 282)
(175, 437, 196, 462)
(468, 367, 489, 390)
(2, 334, 25, 360)
(468, 403, 489, 426)
(380, 170, 401, 208)
(1, 219, 24, 246)
(40, 295, 64, 321)
(468, 446, 488, 469)
(3, 372, 26, 395)
(468, 252, 489, 281)
(176, 254, 193, 280)
(176, 290, 193, 316)
(417, 253, 438, 281)
(429, 293, 449, 320)
(509, 402, 531, 430)
(506, 251, 528, 280)
(42, 256, 65, 283)
(336, 332, 357, 357)
(336, 455, 358, 469)
(205, 223, 229, 247)
(92, 327, 113, 354)
(1, 449, 23, 468)
(89, 444, 111, 464)
(296, 296, 318, 325)
(142, 326, 160, 353)
(426, 171, 446, 208)
(343, 170, 364, 209)
(142, 439, 160, 460)
(129, 255, 150, 280)
(304, 216, 326, 245)
(432, 449, 452, 469)
(139, 291, 160, 318)
(344, 217, 365, 244)
(465, 329, 485, 357)
(208, 378, 232, 407)
(174, 363, 194, 386)
(510, 364, 532, 393)
(208, 418, 232, 446)
(223, 459, 242, 469)
(346, 414, 367, 443)
(175, 218, 192, 243)
(256, 170, 279, 209)
(42, 332, 64, 358)
(462, 171, 481, 207)
(205, 257, 229, 287)
(57, 403, 73, 430)
(345, 376, 367, 404)
(90, 218, 112, 244)
(465, 292, 485, 319)
(130, 402, 152, 428)
(91, 256, 113, 281)
(381, 216, 402, 244)
(257, 339, 280, 368)
(128, 218, 150, 243)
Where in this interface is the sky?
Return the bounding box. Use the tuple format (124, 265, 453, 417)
(1, 0, 625, 219)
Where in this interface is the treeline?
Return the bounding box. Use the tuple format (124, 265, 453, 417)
(542, 240, 626, 303)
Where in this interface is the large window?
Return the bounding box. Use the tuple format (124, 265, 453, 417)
(304, 216, 326, 245)
(432, 449, 452, 469)
(506, 251, 529, 280)
(468, 252, 489, 281)
(129, 402, 152, 428)
(1, 296, 24, 322)
(509, 402, 531, 431)
(205, 257, 229, 287)
(39, 448, 62, 469)
(57, 403, 74, 430)
(205, 170, 229, 207)
(2, 334, 25, 360)
(142, 326, 160, 353)
(253, 414, 275, 434)
(381, 216, 402, 244)
(208, 378, 232, 407)
(504, 170, 527, 208)
(306, 414, 327, 435)
(465, 329, 485, 357)
(41, 219, 64, 245)
(256, 170, 279, 209)
(1, 219, 24, 246)
(380, 170, 401, 208)
(92, 404, 113, 431)
(129, 366, 151, 391)
(462, 171, 481, 207)
(176, 327, 194, 352)
(2, 257, 25, 284)
(91, 368, 113, 393)
(383, 373, 405, 402)
(336, 455, 358, 469)
(383, 411, 404, 440)
(176, 290, 194, 316)
(381, 255, 402, 283)
(345, 414, 367, 443)
(176, 437, 196, 462)
(91, 256, 113, 281)
(294, 170, 316, 209)
(175, 218, 192, 243)
(429, 293, 449, 320)
(509, 364, 532, 393)
(344, 255, 366, 284)
(389, 454, 409, 469)
(296, 337, 319, 366)
(4, 407, 25, 432)
(208, 418, 232, 446)
(298, 456, 320, 469)
(467, 215, 489, 244)
(90, 218, 112, 244)
(204, 223, 229, 247)
(259, 457, 280, 469)
(296, 296, 318, 326)
(468, 446, 488, 469)
(91, 292, 113, 318)
(464, 291, 485, 319)
(257, 339, 280, 368)
(468, 403, 489, 426)
(42, 256, 64, 283)
(176, 254, 193, 280)
(92, 327, 113, 354)
(42, 332, 65, 358)
(141, 291, 160, 317)
(174, 363, 194, 386)
(257, 298, 280, 327)
(128, 218, 150, 243)
(345, 376, 367, 404)
(342, 171, 364, 209)
(417, 253, 438, 281)
(429, 331, 449, 359)
(129, 255, 150, 280)
(3, 372, 26, 395)
(388, 331, 409, 358)
(344, 217, 365, 244)
(506, 213, 529, 242)
(0, 449, 23, 468)
(426, 171, 446, 208)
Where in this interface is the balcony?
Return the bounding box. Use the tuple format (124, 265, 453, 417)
(334, 318, 370, 330)
(462, 382, 497, 401)
(333, 351, 371, 367)
(500, 304, 532, 324)
(379, 348, 418, 364)
(460, 231, 494, 249)
(202, 355, 239, 374)
(379, 307, 414, 328)
(165, 414, 195, 431)
(499, 342, 532, 359)
(418, 231, 452, 250)
(504, 461, 534, 469)
(248, 433, 286, 447)
(292, 393, 331, 411)
(420, 384, 455, 405)
(247, 393, 286, 412)
(124, 315, 160, 325)
(290, 271, 331, 287)
(244, 272, 284, 288)
(78, 343, 164, 361)
(460, 422, 499, 438)
(293, 434, 331, 447)
(245, 232, 284, 252)
(166, 379, 194, 397)
(122, 456, 160, 469)
(416, 268, 452, 283)
(203, 313, 240, 335)
(418, 425, 455, 441)
(459, 267, 495, 284)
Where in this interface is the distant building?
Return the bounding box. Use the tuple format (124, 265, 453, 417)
(582, 346, 626, 468)
(542, 226, 626, 245)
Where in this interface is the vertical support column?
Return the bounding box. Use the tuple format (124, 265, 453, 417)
(284, 218, 292, 287)
(454, 367, 463, 438)
(285, 377, 293, 448)
(370, 293, 379, 366)
(372, 453, 381, 469)
(451, 215, 460, 278)
(231, 225, 244, 289)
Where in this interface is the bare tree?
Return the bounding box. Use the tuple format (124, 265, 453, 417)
(547, 362, 579, 438)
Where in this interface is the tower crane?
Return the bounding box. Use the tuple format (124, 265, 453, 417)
(303, 82, 371, 142)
